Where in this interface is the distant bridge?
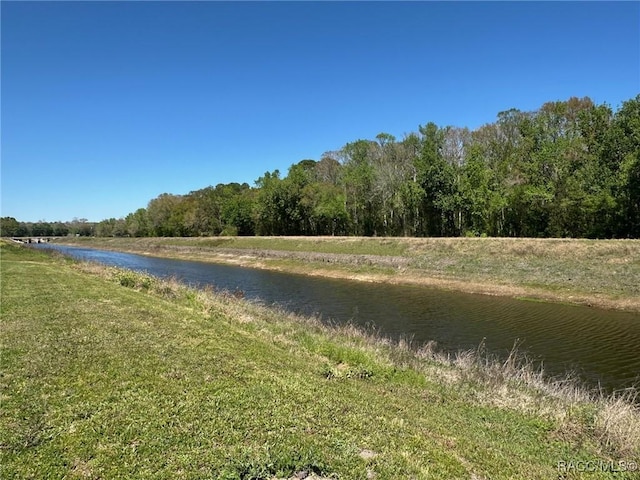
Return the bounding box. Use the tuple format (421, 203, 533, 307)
(9, 237, 54, 244)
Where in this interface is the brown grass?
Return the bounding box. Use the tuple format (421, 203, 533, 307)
(8, 243, 640, 470)
(54, 236, 640, 311)
(413, 339, 640, 459)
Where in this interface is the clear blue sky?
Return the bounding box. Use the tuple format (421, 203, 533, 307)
(2, 1, 638, 223)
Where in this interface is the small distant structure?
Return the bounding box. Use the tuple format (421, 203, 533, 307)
(17, 237, 51, 244)
(8, 237, 51, 244)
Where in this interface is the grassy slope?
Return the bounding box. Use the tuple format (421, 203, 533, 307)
(1, 242, 638, 479)
(54, 236, 640, 311)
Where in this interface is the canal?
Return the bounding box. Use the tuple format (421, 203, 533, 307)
(38, 243, 640, 394)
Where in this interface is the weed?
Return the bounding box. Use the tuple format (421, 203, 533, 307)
(2, 240, 638, 479)
(51, 236, 640, 311)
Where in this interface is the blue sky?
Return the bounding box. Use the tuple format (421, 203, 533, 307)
(2, 1, 638, 223)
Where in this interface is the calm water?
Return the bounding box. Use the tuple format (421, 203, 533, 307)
(37, 244, 640, 393)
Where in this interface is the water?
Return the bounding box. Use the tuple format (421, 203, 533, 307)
(37, 243, 640, 393)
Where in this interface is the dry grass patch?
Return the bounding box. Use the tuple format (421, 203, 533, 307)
(4, 241, 639, 479)
(596, 391, 640, 458)
(54, 236, 640, 311)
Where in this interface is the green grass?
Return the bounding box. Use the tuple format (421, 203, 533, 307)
(407, 237, 640, 300)
(52, 236, 640, 311)
(61, 235, 409, 256)
(2, 241, 639, 479)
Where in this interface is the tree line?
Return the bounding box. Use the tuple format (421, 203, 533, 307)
(3, 95, 639, 239)
(0, 217, 94, 237)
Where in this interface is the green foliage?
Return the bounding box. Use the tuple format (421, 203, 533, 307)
(0, 217, 21, 236)
(125, 208, 150, 237)
(3, 241, 638, 478)
(10, 95, 640, 239)
(112, 269, 155, 290)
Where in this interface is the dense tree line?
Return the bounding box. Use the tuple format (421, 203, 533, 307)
(0, 217, 94, 237)
(3, 96, 639, 239)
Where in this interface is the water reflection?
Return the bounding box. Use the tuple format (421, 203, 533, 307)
(37, 244, 640, 393)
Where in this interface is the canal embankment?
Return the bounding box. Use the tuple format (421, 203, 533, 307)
(53, 236, 640, 312)
(30, 241, 640, 393)
(2, 240, 639, 479)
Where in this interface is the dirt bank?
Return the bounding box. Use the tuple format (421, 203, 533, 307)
(52, 239, 640, 312)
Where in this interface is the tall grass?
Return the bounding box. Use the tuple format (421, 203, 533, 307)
(53, 236, 640, 311)
(71, 256, 640, 460)
(414, 339, 640, 459)
(3, 242, 638, 478)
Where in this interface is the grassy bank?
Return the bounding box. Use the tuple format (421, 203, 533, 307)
(54, 236, 640, 311)
(2, 241, 639, 479)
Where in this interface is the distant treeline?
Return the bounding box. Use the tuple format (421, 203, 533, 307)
(3, 95, 639, 239)
(0, 217, 94, 238)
